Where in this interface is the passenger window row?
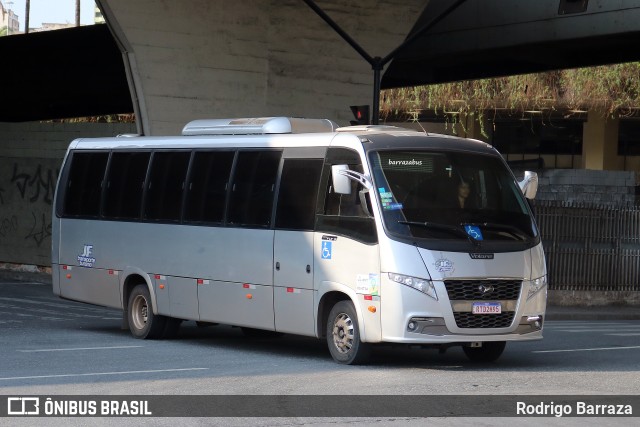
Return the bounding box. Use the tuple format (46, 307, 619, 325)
(59, 147, 377, 242)
(61, 150, 320, 230)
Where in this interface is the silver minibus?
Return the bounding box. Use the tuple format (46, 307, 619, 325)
(52, 117, 546, 364)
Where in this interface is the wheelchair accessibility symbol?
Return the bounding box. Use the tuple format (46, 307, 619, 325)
(464, 225, 483, 241)
(321, 241, 332, 260)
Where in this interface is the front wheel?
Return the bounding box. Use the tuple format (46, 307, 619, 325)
(128, 284, 166, 339)
(462, 341, 506, 363)
(326, 300, 370, 365)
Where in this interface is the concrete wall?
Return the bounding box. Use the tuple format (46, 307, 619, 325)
(535, 169, 638, 205)
(0, 122, 136, 266)
(100, 0, 426, 135)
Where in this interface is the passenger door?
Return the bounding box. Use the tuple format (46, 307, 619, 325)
(273, 153, 324, 336)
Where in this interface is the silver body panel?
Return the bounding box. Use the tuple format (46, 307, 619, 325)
(273, 231, 315, 335)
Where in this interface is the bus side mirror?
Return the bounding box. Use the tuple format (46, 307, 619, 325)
(332, 165, 352, 195)
(518, 171, 538, 200)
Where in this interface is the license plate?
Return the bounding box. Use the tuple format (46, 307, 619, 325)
(472, 302, 501, 314)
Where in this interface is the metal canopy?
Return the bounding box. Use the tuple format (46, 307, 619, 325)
(0, 25, 132, 122)
(382, 0, 640, 88)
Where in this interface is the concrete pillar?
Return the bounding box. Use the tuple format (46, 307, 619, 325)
(582, 110, 621, 170)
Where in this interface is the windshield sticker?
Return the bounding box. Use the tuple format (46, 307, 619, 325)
(77, 244, 96, 268)
(434, 258, 454, 274)
(379, 188, 393, 200)
(356, 273, 380, 296)
(464, 225, 484, 241)
(384, 202, 403, 211)
(379, 187, 401, 210)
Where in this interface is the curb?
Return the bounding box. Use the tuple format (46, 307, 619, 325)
(546, 307, 640, 321)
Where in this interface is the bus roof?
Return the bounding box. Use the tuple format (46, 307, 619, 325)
(67, 117, 495, 155)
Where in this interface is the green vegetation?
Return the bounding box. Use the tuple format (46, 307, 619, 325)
(44, 114, 136, 123)
(381, 62, 640, 136)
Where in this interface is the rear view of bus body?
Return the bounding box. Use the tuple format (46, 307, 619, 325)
(52, 117, 546, 364)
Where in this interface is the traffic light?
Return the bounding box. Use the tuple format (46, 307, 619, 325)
(350, 105, 370, 125)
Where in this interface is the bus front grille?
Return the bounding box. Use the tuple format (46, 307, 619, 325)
(444, 279, 522, 329)
(453, 311, 515, 329)
(444, 279, 522, 300)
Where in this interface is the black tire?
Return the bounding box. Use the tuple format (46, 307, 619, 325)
(240, 327, 284, 338)
(326, 300, 371, 365)
(462, 341, 506, 363)
(127, 284, 166, 339)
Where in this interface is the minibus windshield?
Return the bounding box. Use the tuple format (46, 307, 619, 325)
(368, 150, 538, 249)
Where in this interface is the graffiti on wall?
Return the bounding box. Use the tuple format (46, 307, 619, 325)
(1, 158, 60, 264)
(0, 215, 18, 238)
(11, 163, 59, 205)
(25, 212, 52, 248)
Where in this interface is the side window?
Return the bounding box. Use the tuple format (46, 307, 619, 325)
(63, 152, 109, 217)
(227, 151, 282, 227)
(275, 159, 323, 230)
(144, 151, 191, 222)
(316, 148, 377, 244)
(184, 151, 235, 223)
(103, 152, 151, 220)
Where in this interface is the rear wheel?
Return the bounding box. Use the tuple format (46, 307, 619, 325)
(326, 300, 370, 365)
(128, 284, 166, 339)
(462, 341, 506, 363)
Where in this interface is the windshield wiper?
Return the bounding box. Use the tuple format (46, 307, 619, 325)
(398, 221, 481, 247)
(467, 222, 528, 241)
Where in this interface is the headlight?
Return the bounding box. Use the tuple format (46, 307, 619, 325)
(527, 275, 547, 300)
(388, 273, 437, 300)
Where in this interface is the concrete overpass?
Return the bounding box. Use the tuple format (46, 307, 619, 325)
(98, 0, 425, 135)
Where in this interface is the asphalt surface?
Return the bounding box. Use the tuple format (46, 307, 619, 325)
(1, 268, 639, 426)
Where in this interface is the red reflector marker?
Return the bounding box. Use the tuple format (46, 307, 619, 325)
(197, 279, 204, 285)
(364, 295, 373, 301)
(108, 270, 114, 275)
(243, 283, 250, 289)
(287, 287, 294, 293)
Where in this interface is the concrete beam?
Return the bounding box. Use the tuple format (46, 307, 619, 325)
(99, 0, 426, 135)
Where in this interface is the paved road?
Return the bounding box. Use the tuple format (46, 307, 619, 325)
(1, 279, 639, 426)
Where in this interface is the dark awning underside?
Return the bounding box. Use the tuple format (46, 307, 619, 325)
(382, 0, 640, 88)
(0, 25, 132, 122)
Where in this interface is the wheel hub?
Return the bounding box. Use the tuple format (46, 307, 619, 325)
(332, 313, 354, 354)
(132, 294, 149, 330)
